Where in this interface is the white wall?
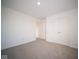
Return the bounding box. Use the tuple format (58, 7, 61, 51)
(46, 9, 78, 48)
(1, 6, 37, 50)
(36, 19, 46, 39)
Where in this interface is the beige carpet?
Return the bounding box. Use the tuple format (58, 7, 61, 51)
(2, 39, 78, 59)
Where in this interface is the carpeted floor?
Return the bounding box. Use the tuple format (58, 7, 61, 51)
(2, 39, 78, 59)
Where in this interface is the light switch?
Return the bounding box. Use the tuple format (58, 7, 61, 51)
(58, 32, 62, 34)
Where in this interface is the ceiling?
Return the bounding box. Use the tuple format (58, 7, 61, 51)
(2, 0, 78, 19)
